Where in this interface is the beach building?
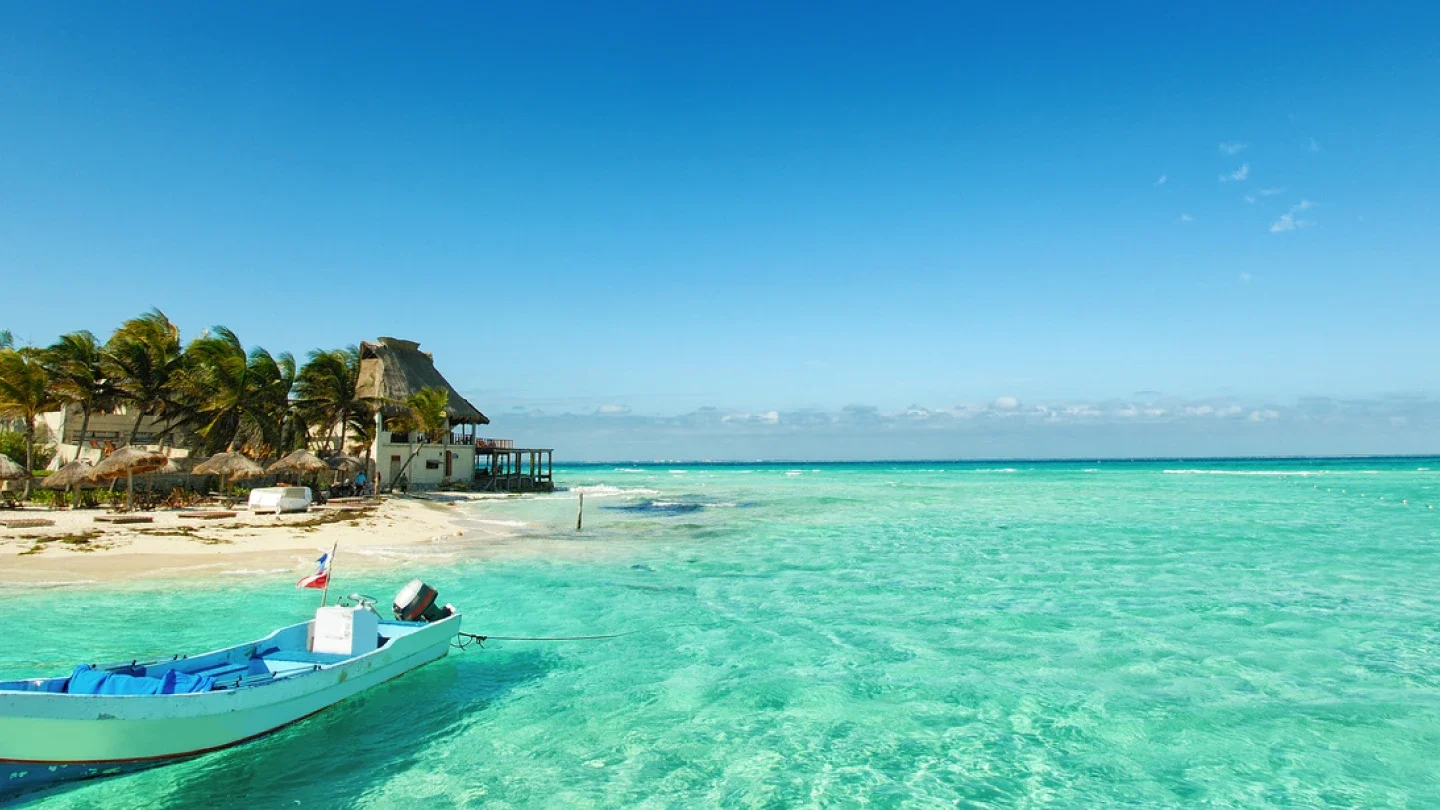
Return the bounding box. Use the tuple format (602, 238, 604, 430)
(356, 338, 553, 492)
(40, 407, 192, 468)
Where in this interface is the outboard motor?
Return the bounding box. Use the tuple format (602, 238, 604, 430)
(393, 579, 454, 622)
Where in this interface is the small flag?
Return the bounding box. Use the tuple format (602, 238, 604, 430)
(297, 552, 330, 590)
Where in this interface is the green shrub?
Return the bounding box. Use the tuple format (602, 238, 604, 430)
(0, 430, 54, 470)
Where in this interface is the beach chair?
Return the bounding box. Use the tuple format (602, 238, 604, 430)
(0, 491, 20, 510)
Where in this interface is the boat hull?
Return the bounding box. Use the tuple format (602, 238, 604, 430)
(1, 613, 458, 798)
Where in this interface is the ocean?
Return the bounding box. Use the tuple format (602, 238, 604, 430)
(4, 459, 1439, 808)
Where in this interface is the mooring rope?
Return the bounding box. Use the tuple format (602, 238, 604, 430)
(453, 625, 697, 650)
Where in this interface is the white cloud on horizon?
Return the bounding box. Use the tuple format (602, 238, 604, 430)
(1154, 174, 1167, 186)
(491, 394, 1440, 460)
(1220, 163, 1250, 183)
(1176, 213, 1194, 223)
(597, 403, 632, 415)
(1219, 141, 1248, 155)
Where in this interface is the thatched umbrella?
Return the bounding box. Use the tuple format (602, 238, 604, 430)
(89, 447, 168, 511)
(193, 452, 264, 497)
(269, 449, 329, 489)
(0, 455, 25, 482)
(269, 449, 329, 474)
(42, 459, 94, 509)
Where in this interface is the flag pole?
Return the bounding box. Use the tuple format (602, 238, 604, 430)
(319, 541, 338, 608)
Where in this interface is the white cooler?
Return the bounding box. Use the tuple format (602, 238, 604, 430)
(311, 606, 380, 656)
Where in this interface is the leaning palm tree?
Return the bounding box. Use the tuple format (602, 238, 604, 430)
(42, 331, 118, 462)
(388, 387, 449, 485)
(104, 309, 185, 446)
(173, 327, 291, 455)
(0, 349, 58, 498)
(0, 330, 12, 349)
(294, 347, 370, 456)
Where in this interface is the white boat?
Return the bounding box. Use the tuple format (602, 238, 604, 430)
(0, 581, 458, 799)
(248, 486, 313, 514)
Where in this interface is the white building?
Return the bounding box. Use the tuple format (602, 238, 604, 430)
(356, 338, 489, 490)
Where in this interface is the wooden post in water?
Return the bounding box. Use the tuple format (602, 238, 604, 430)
(576, 492, 584, 532)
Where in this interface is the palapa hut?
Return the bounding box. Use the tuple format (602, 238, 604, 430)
(43, 459, 94, 509)
(356, 338, 489, 428)
(356, 338, 491, 489)
(192, 451, 264, 496)
(89, 446, 168, 511)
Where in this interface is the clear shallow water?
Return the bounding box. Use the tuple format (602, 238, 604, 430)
(5, 459, 1440, 808)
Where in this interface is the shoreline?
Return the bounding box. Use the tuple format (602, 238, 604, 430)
(0, 495, 499, 588)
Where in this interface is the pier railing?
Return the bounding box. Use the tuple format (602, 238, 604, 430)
(447, 433, 514, 449)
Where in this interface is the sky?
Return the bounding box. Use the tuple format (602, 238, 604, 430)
(2, 2, 1438, 460)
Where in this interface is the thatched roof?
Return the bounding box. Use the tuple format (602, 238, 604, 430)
(356, 338, 488, 425)
(43, 460, 94, 489)
(0, 455, 24, 481)
(193, 452, 265, 480)
(90, 447, 169, 480)
(268, 449, 329, 474)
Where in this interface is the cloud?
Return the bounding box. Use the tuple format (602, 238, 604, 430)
(1308, 137, 1322, 153)
(1176, 213, 1194, 223)
(596, 404, 631, 415)
(1219, 141, 1248, 156)
(1270, 199, 1315, 233)
(494, 393, 1440, 460)
(1258, 187, 1284, 196)
(993, 396, 1021, 411)
(721, 410, 780, 425)
(1154, 174, 1167, 186)
(1219, 163, 1250, 183)
(1244, 195, 1257, 204)
(1239, 272, 1252, 284)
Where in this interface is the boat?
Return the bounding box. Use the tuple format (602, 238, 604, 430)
(0, 580, 459, 799)
(247, 485, 313, 514)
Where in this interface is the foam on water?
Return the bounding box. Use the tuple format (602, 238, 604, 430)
(5, 458, 1439, 808)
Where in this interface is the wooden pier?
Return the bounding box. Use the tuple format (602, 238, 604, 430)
(471, 438, 554, 493)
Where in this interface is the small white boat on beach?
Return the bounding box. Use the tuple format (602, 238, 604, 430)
(248, 486, 313, 514)
(0, 580, 458, 799)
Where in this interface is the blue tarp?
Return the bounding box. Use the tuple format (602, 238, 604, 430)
(66, 665, 216, 695)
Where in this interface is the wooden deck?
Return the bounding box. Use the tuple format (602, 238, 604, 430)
(473, 444, 554, 493)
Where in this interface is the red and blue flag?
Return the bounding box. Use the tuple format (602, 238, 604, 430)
(297, 552, 330, 590)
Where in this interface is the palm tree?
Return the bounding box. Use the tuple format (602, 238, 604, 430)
(42, 331, 117, 462)
(388, 386, 449, 485)
(0, 349, 58, 498)
(104, 310, 185, 446)
(0, 330, 12, 349)
(294, 347, 370, 456)
(175, 327, 291, 455)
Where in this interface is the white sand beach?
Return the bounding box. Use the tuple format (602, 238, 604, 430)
(0, 496, 497, 586)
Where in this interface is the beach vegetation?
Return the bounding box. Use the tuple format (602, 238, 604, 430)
(295, 347, 368, 456)
(0, 309, 383, 503)
(173, 326, 294, 456)
(0, 348, 58, 497)
(41, 331, 118, 464)
(0, 430, 54, 472)
(103, 309, 185, 446)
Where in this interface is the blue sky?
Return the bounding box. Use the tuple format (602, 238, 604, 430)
(2, 2, 1438, 459)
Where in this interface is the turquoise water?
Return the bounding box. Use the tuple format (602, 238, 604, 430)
(5, 459, 1440, 808)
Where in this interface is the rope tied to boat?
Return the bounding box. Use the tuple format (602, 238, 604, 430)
(453, 630, 644, 650)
